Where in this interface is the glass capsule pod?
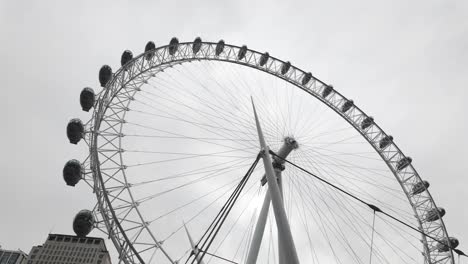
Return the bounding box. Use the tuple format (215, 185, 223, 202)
(121, 50, 133, 67)
(215, 40, 225, 56)
(361, 116, 374, 130)
(426, 207, 446, 222)
(322, 85, 333, 98)
(238, 45, 247, 60)
(379, 135, 393, 149)
(259, 52, 269, 66)
(437, 237, 459, 252)
(341, 100, 354, 113)
(73, 209, 95, 237)
(144, 41, 156, 60)
(396, 156, 412, 171)
(302, 72, 312, 85)
(412, 180, 430, 195)
(66, 118, 84, 144)
(192, 37, 202, 54)
(168, 37, 179, 55)
(80, 87, 95, 112)
(63, 159, 82, 186)
(281, 61, 291, 75)
(99, 65, 112, 87)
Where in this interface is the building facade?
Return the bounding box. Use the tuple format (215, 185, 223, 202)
(0, 248, 28, 264)
(27, 234, 111, 264)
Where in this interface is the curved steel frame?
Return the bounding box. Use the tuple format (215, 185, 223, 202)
(82, 40, 454, 264)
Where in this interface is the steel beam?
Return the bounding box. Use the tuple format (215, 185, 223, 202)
(248, 99, 300, 264)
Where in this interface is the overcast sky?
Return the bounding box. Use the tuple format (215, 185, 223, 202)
(0, 0, 467, 261)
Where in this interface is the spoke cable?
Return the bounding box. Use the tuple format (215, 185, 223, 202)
(199, 250, 238, 264)
(187, 153, 261, 264)
(269, 150, 464, 255)
(369, 210, 376, 264)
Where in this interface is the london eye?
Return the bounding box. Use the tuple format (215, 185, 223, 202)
(64, 37, 460, 264)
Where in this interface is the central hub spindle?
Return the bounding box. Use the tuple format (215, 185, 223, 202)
(260, 136, 299, 186)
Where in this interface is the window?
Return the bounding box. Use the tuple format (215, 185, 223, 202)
(1, 253, 11, 263)
(6, 253, 19, 264)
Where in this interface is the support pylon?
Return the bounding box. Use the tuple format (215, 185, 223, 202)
(247, 98, 300, 264)
(246, 137, 298, 264)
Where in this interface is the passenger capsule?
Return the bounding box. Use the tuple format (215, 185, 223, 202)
(63, 159, 82, 186)
(396, 156, 412, 171)
(322, 85, 333, 98)
(412, 180, 430, 195)
(281, 61, 291, 75)
(67, 119, 84, 144)
(341, 100, 354, 113)
(215, 40, 225, 56)
(120, 50, 133, 67)
(426, 207, 446, 222)
(144, 41, 156, 60)
(259, 52, 269, 66)
(99, 65, 112, 87)
(73, 209, 95, 237)
(168, 37, 179, 55)
(192, 37, 202, 54)
(437, 237, 459, 252)
(361, 116, 374, 130)
(302, 72, 312, 85)
(379, 135, 393, 149)
(80, 87, 95, 112)
(238, 45, 247, 60)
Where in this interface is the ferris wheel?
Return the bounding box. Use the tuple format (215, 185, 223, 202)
(63, 37, 461, 264)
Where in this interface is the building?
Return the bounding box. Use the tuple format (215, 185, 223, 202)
(27, 234, 111, 264)
(0, 248, 28, 264)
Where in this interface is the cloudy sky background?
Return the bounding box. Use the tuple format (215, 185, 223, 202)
(1, 0, 467, 260)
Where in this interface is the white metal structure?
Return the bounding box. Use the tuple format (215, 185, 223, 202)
(250, 100, 300, 264)
(66, 38, 457, 264)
